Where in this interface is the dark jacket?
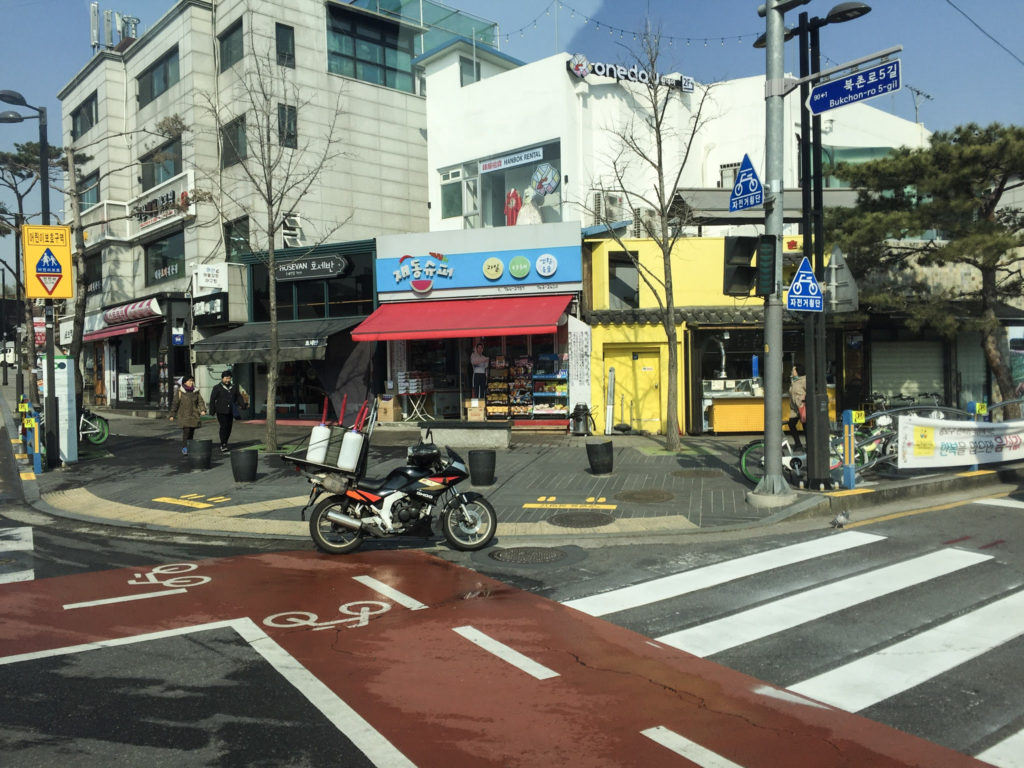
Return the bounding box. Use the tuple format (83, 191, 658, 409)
(209, 382, 242, 416)
(169, 388, 206, 428)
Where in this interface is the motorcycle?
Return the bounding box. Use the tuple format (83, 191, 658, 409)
(286, 419, 497, 555)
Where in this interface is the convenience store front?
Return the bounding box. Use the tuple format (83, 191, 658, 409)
(352, 222, 586, 422)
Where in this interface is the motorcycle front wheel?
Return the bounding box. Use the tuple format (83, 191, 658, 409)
(309, 496, 365, 554)
(441, 494, 496, 551)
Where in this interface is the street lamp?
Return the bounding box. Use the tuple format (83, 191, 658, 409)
(0, 88, 60, 469)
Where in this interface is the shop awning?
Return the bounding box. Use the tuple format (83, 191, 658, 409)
(83, 318, 160, 343)
(351, 295, 573, 342)
(192, 317, 362, 365)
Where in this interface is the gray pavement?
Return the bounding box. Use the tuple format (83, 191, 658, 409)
(3, 370, 1024, 542)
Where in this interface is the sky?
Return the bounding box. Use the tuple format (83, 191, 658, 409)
(2, 0, 1023, 275)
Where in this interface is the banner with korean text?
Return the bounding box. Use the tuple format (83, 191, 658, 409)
(898, 416, 1024, 469)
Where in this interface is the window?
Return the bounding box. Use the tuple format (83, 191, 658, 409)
(219, 19, 243, 72)
(608, 251, 640, 310)
(144, 230, 185, 285)
(278, 104, 297, 149)
(719, 162, 740, 190)
(138, 47, 179, 107)
(251, 252, 373, 321)
(140, 138, 182, 191)
(224, 217, 250, 261)
(221, 116, 246, 168)
(440, 168, 462, 219)
(327, 5, 414, 93)
(71, 92, 97, 140)
(78, 170, 100, 210)
(84, 251, 102, 295)
(276, 23, 295, 67)
(459, 56, 481, 87)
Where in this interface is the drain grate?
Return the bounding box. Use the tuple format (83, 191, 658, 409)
(489, 547, 568, 564)
(547, 510, 615, 528)
(615, 489, 674, 504)
(672, 468, 724, 478)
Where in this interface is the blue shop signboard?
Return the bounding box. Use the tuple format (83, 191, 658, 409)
(375, 222, 583, 301)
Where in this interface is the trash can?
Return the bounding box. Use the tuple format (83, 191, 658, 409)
(187, 439, 213, 470)
(586, 440, 613, 475)
(468, 449, 496, 486)
(571, 403, 593, 436)
(231, 449, 259, 482)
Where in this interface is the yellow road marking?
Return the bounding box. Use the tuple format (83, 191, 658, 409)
(523, 502, 618, 510)
(536, 495, 557, 502)
(14, 453, 27, 460)
(182, 493, 205, 499)
(846, 490, 1014, 528)
(20, 472, 35, 480)
(208, 496, 231, 503)
(10, 438, 20, 444)
(153, 497, 214, 509)
(585, 496, 608, 503)
(827, 488, 874, 497)
(956, 469, 996, 477)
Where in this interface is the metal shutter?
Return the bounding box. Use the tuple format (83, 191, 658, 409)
(870, 340, 943, 398)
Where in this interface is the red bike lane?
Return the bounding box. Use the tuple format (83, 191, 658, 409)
(0, 549, 987, 767)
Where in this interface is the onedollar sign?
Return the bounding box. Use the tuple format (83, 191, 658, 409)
(568, 53, 695, 92)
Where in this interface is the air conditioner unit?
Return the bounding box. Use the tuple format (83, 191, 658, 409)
(282, 214, 305, 248)
(631, 208, 658, 238)
(592, 191, 623, 225)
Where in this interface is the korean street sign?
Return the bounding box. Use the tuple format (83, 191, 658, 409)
(808, 59, 901, 116)
(728, 154, 764, 212)
(786, 257, 823, 312)
(22, 225, 74, 299)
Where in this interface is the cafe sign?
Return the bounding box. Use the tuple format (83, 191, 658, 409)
(567, 53, 695, 92)
(275, 254, 351, 282)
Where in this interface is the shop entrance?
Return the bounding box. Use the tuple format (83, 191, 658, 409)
(607, 348, 661, 433)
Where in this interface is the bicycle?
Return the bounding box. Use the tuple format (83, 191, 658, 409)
(36, 406, 110, 445)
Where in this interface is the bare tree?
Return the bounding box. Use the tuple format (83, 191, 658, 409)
(197, 11, 349, 450)
(581, 31, 713, 451)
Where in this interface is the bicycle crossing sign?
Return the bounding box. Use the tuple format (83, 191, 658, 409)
(787, 257, 823, 312)
(728, 154, 763, 212)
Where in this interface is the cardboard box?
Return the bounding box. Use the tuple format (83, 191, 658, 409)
(466, 406, 486, 422)
(377, 397, 397, 422)
(464, 398, 482, 408)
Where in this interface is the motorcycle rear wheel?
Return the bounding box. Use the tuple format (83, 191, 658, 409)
(309, 496, 365, 554)
(441, 495, 496, 551)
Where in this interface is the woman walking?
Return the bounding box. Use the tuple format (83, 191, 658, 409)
(169, 374, 207, 454)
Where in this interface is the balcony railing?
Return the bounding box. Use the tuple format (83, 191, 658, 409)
(80, 200, 131, 247)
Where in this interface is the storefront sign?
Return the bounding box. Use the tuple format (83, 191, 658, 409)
(479, 148, 544, 174)
(276, 254, 351, 282)
(898, 415, 1024, 469)
(193, 292, 227, 325)
(128, 170, 195, 236)
(103, 297, 163, 325)
(196, 263, 227, 292)
(567, 53, 695, 92)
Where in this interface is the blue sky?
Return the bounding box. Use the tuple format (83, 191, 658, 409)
(2, 0, 1023, 274)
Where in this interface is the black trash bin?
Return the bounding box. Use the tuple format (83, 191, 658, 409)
(468, 449, 496, 485)
(586, 440, 613, 475)
(231, 449, 259, 482)
(187, 439, 213, 470)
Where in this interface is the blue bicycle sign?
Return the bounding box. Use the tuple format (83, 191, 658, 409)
(729, 154, 763, 212)
(787, 257, 823, 312)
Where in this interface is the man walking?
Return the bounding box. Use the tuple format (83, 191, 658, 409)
(210, 370, 243, 452)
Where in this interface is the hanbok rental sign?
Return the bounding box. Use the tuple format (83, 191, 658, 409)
(898, 416, 1024, 469)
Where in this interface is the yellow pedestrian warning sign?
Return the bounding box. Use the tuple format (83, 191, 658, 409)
(22, 225, 73, 299)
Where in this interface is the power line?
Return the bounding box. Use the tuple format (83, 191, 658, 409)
(943, 0, 1024, 68)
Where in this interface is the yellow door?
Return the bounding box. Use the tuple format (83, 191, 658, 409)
(607, 349, 662, 433)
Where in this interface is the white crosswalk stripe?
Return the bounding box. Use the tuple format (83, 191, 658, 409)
(0, 526, 34, 583)
(561, 531, 1024, 767)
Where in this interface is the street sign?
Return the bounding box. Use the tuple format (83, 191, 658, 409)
(728, 154, 763, 212)
(807, 59, 901, 116)
(22, 225, 74, 300)
(786, 257, 823, 312)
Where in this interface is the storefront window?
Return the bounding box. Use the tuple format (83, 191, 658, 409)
(478, 140, 561, 228)
(251, 253, 374, 321)
(408, 339, 459, 389)
(144, 230, 184, 286)
(295, 280, 326, 319)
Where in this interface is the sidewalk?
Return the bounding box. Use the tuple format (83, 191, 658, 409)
(3, 372, 1023, 542)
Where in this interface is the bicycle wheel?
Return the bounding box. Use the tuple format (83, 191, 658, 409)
(85, 415, 109, 445)
(739, 440, 767, 485)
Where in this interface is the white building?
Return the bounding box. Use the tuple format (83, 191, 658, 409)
(57, 0, 494, 413)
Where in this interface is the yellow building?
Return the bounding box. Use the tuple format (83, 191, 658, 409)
(585, 234, 832, 436)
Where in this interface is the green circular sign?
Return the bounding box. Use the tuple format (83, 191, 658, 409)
(508, 255, 531, 279)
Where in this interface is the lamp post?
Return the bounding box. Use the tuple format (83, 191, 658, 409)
(795, 3, 871, 488)
(0, 89, 59, 469)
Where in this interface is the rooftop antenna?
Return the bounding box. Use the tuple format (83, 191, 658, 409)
(907, 85, 933, 123)
(120, 14, 140, 39)
(90, 2, 100, 53)
(103, 9, 114, 48)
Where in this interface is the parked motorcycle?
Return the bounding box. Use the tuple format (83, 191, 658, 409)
(287, 417, 496, 554)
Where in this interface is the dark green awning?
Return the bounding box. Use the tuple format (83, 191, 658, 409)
(192, 317, 361, 365)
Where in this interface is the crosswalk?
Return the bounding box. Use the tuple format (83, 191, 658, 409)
(562, 531, 1024, 767)
(0, 526, 34, 583)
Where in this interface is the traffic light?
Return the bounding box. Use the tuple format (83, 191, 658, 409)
(723, 236, 757, 296)
(755, 234, 775, 296)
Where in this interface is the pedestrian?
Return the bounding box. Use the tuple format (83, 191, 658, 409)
(209, 369, 243, 452)
(470, 342, 489, 398)
(788, 363, 807, 450)
(168, 374, 206, 455)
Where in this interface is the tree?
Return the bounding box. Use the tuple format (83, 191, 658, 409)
(580, 30, 713, 451)
(197, 11, 349, 451)
(828, 123, 1024, 416)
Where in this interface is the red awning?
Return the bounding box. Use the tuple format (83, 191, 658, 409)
(351, 295, 573, 342)
(83, 318, 159, 343)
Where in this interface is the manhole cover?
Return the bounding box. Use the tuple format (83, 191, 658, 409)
(672, 468, 724, 478)
(489, 547, 568, 564)
(547, 511, 615, 528)
(615, 489, 674, 503)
